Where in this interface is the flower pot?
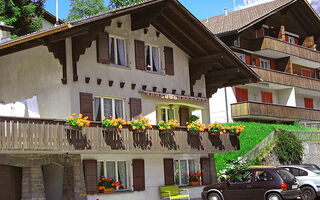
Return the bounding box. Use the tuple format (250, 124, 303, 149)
(189, 181, 200, 186)
(103, 188, 114, 193)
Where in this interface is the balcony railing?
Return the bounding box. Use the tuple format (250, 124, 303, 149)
(0, 116, 239, 153)
(251, 37, 320, 63)
(250, 66, 320, 91)
(231, 101, 320, 121)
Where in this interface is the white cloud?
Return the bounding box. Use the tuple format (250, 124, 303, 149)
(235, 0, 275, 10)
(308, 0, 320, 15)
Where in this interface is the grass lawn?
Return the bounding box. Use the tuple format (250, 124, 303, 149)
(214, 122, 319, 172)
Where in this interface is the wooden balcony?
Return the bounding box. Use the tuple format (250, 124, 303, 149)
(251, 37, 320, 63)
(0, 116, 239, 154)
(231, 101, 320, 122)
(251, 66, 320, 91)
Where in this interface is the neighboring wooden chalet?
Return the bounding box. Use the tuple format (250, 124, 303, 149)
(0, 0, 259, 200)
(204, 0, 320, 124)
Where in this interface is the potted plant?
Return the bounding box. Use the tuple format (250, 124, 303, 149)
(66, 113, 90, 130)
(208, 122, 226, 135)
(189, 171, 202, 186)
(98, 177, 120, 193)
(226, 125, 245, 136)
(128, 116, 152, 133)
(102, 116, 126, 131)
(186, 121, 206, 135)
(157, 119, 179, 134)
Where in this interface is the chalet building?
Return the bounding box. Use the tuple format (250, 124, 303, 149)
(204, 0, 320, 124)
(0, 0, 259, 200)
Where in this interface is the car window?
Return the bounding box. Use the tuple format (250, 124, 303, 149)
(289, 168, 308, 176)
(231, 170, 252, 183)
(254, 171, 274, 182)
(303, 166, 320, 174)
(277, 169, 295, 182)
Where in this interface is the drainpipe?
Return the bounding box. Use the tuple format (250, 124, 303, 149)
(224, 88, 229, 123)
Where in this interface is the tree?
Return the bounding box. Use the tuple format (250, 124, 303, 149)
(66, 0, 107, 21)
(0, 0, 45, 38)
(108, 0, 143, 9)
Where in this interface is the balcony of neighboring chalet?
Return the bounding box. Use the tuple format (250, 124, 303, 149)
(0, 116, 240, 154)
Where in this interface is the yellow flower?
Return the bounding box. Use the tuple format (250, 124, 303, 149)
(119, 125, 123, 129)
(102, 116, 106, 120)
(72, 113, 76, 116)
(142, 126, 146, 130)
(167, 126, 171, 130)
(79, 122, 84, 127)
(79, 114, 83, 118)
(132, 126, 136, 130)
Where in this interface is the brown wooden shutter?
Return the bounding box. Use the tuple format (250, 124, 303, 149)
(80, 92, 93, 120)
(130, 98, 142, 120)
(163, 158, 175, 185)
(96, 32, 109, 64)
(83, 160, 98, 195)
(135, 40, 145, 70)
(164, 47, 174, 75)
(200, 158, 212, 185)
(132, 159, 145, 191)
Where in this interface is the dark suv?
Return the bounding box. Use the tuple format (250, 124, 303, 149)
(201, 167, 300, 200)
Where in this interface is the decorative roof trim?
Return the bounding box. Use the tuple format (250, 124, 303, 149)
(139, 91, 208, 102)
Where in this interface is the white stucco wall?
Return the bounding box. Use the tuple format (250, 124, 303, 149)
(81, 153, 206, 200)
(295, 93, 320, 109)
(277, 88, 296, 106)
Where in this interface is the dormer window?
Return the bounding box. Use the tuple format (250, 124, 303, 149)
(109, 36, 126, 66)
(145, 45, 160, 72)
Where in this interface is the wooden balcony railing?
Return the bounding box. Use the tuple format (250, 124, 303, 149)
(250, 66, 320, 91)
(251, 37, 320, 63)
(0, 116, 239, 153)
(231, 101, 320, 121)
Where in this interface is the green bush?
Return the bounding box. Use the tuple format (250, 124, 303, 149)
(274, 130, 303, 164)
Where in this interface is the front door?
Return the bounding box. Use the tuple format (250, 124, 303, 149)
(0, 164, 22, 200)
(179, 107, 189, 126)
(224, 170, 253, 200)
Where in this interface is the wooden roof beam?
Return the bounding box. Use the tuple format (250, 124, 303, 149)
(206, 67, 241, 78)
(189, 53, 224, 67)
(207, 78, 254, 88)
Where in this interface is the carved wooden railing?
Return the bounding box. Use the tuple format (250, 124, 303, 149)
(0, 116, 240, 153)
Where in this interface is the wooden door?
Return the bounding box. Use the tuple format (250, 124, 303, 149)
(261, 92, 273, 104)
(0, 165, 22, 200)
(179, 107, 189, 126)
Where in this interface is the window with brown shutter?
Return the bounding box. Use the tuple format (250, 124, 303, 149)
(164, 47, 174, 75)
(130, 98, 142, 120)
(200, 158, 212, 185)
(163, 158, 174, 185)
(132, 159, 145, 191)
(80, 92, 93, 120)
(83, 160, 98, 195)
(97, 32, 109, 64)
(135, 40, 145, 70)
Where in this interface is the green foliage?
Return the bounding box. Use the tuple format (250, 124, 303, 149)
(108, 0, 143, 9)
(218, 160, 249, 182)
(189, 115, 199, 123)
(274, 130, 303, 164)
(214, 122, 319, 173)
(0, 0, 45, 37)
(66, 0, 107, 21)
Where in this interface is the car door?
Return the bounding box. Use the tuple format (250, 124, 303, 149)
(251, 170, 277, 199)
(224, 170, 254, 200)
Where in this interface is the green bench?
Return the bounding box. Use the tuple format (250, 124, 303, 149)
(160, 186, 190, 200)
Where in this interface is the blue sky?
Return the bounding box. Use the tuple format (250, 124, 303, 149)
(44, 0, 245, 20)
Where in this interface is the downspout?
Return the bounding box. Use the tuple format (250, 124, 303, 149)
(224, 88, 229, 123)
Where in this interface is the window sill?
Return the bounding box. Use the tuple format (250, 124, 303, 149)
(94, 190, 134, 196)
(108, 64, 131, 70)
(145, 70, 165, 76)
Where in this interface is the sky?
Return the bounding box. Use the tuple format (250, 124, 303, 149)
(44, 0, 320, 21)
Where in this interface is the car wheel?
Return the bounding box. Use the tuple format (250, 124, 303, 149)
(301, 186, 317, 200)
(208, 192, 222, 200)
(267, 193, 283, 200)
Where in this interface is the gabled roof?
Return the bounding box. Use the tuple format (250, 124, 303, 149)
(202, 0, 320, 36)
(43, 9, 64, 25)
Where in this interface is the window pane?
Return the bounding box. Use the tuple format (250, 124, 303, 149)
(114, 99, 123, 119)
(97, 161, 105, 179)
(103, 98, 113, 119)
(254, 171, 274, 182)
(180, 160, 188, 185)
(117, 39, 126, 66)
(168, 108, 174, 120)
(174, 160, 180, 185)
(145, 46, 151, 70)
(188, 160, 195, 174)
(117, 161, 127, 189)
(109, 38, 115, 64)
(94, 97, 101, 121)
(152, 47, 160, 72)
(161, 108, 166, 121)
(106, 161, 116, 181)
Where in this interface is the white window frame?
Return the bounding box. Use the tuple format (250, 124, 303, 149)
(259, 58, 270, 69)
(109, 35, 127, 66)
(235, 52, 246, 63)
(93, 96, 125, 121)
(160, 107, 175, 122)
(233, 37, 240, 47)
(97, 160, 130, 191)
(288, 35, 296, 45)
(174, 159, 200, 186)
(145, 44, 161, 73)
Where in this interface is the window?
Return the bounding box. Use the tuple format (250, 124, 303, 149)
(260, 58, 270, 69)
(109, 36, 126, 66)
(235, 88, 248, 102)
(301, 68, 312, 78)
(231, 170, 252, 183)
(233, 37, 240, 47)
(94, 97, 124, 121)
(235, 52, 246, 63)
(254, 171, 274, 182)
(98, 161, 128, 190)
(288, 36, 296, 45)
(145, 45, 160, 72)
(174, 159, 198, 185)
(161, 107, 175, 122)
(261, 92, 273, 104)
(304, 98, 313, 109)
(288, 168, 308, 177)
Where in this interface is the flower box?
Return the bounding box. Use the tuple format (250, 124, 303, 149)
(189, 181, 200, 186)
(159, 130, 174, 135)
(103, 188, 114, 193)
